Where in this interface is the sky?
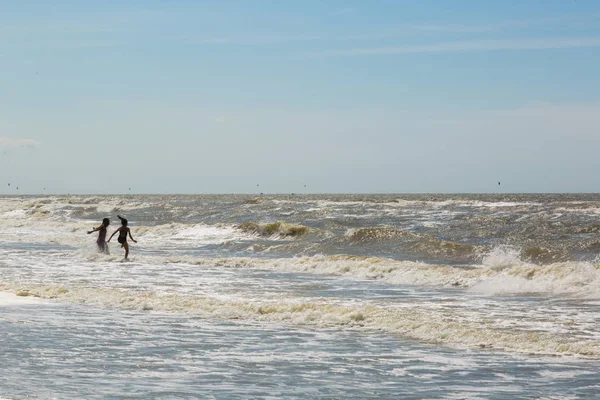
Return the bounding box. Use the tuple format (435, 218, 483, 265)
(1, 0, 600, 194)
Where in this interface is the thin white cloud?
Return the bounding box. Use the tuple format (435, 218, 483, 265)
(0, 137, 40, 149)
(175, 13, 600, 46)
(180, 34, 322, 46)
(413, 13, 600, 34)
(324, 37, 600, 56)
(0, 38, 125, 51)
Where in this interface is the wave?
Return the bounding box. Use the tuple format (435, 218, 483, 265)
(243, 198, 264, 205)
(2, 282, 598, 358)
(238, 221, 309, 238)
(0, 291, 48, 306)
(409, 236, 477, 258)
(343, 227, 417, 243)
(152, 249, 600, 298)
(1, 202, 598, 296)
(521, 246, 570, 263)
(275, 197, 543, 209)
(0, 211, 260, 248)
(342, 227, 479, 258)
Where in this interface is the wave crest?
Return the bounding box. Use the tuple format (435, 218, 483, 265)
(2, 282, 598, 358)
(155, 252, 600, 298)
(238, 221, 309, 237)
(343, 227, 416, 243)
(343, 227, 478, 259)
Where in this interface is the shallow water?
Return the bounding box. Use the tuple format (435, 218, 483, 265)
(1, 194, 599, 398)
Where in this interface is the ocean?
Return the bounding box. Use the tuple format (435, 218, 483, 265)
(0, 194, 599, 399)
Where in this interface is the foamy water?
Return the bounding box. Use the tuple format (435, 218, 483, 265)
(1, 194, 599, 398)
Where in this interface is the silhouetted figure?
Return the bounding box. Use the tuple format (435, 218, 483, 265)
(107, 215, 137, 260)
(88, 218, 110, 254)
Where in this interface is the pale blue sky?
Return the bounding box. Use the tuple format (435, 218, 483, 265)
(1, 0, 600, 194)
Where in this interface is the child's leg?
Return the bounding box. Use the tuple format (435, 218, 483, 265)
(124, 242, 129, 259)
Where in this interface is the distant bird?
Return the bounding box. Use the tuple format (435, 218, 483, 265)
(498, 182, 501, 185)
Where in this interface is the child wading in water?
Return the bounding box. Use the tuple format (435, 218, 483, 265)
(88, 218, 110, 254)
(107, 215, 137, 259)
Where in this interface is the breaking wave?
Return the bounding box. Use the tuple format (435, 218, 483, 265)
(2, 282, 598, 358)
(153, 249, 600, 298)
(238, 221, 310, 238)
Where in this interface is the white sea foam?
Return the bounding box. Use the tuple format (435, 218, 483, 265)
(1, 282, 598, 358)
(0, 291, 48, 306)
(0, 211, 253, 249)
(151, 252, 600, 298)
(538, 370, 582, 380)
(138, 223, 254, 247)
(2, 216, 599, 299)
(481, 246, 523, 270)
(2, 195, 600, 364)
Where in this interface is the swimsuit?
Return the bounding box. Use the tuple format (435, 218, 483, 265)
(118, 230, 127, 244)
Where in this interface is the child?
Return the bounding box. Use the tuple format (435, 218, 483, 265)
(107, 215, 137, 259)
(87, 217, 110, 254)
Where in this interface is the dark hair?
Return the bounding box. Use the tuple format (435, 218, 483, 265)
(102, 218, 110, 226)
(118, 215, 128, 226)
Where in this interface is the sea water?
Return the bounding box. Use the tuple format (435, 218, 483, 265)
(0, 194, 599, 399)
